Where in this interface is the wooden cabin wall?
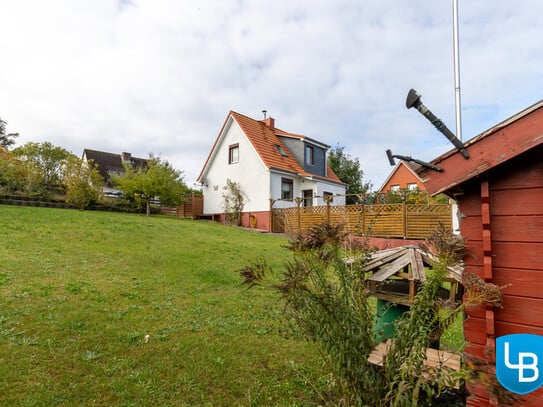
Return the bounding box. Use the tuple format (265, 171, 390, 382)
(459, 147, 543, 405)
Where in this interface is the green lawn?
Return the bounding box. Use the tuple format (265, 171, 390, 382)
(0, 206, 325, 406)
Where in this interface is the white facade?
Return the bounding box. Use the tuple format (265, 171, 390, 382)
(200, 118, 271, 215)
(199, 112, 347, 216)
(270, 173, 346, 208)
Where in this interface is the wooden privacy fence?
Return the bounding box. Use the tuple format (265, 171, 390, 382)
(157, 194, 203, 219)
(272, 202, 452, 239)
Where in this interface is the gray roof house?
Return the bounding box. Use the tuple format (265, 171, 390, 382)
(82, 149, 147, 196)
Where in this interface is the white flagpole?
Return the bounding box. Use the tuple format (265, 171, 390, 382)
(453, 0, 462, 141)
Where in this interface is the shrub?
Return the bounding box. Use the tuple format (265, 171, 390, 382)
(222, 178, 247, 226)
(239, 222, 471, 405)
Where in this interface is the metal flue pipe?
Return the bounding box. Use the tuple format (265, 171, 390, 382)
(406, 88, 469, 159)
(385, 149, 443, 172)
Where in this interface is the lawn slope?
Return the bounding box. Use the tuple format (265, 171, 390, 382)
(0, 206, 323, 406)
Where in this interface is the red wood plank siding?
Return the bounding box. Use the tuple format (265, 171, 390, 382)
(459, 148, 543, 406)
(419, 104, 543, 406)
(492, 267, 543, 298)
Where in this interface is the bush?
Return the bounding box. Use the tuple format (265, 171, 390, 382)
(239, 222, 469, 406)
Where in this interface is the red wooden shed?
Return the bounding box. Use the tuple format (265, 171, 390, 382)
(418, 100, 543, 406)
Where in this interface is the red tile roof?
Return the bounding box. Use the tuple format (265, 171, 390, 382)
(198, 111, 344, 185)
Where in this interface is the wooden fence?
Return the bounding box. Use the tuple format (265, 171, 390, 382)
(271, 202, 452, 239)
(157, 194, 203, 219)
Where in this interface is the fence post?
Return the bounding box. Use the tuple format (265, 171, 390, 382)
(358, 194, 365, 234)
(269, 199, 276, 232)
(402, 201, 407, 239)
(324, 195, 333, 224)
(295, 198, 303, 233)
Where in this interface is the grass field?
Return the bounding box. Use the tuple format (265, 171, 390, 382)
(0, 206, 326, 406)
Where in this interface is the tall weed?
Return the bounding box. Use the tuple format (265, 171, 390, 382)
(240, 222, 470, 406)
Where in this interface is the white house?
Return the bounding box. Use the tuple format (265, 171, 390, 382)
(197, 111, 347, 231)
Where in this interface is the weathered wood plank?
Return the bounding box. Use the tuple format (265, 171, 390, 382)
(368, 340, 461, 388)
(464, 316, 487, 345)
(413, 249, 427, 282)
(363, 247, 406, 271)
(368, 254, 411, 282)
(492, 241, 543, 270)
(489, 187, 543, 215)
(492, 267, 543, 297)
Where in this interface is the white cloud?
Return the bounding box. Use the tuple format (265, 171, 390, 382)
(1, 0, 542, 187)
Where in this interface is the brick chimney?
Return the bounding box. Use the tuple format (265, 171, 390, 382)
(262, 117, 275, 130)
(121, 152, 132, 163)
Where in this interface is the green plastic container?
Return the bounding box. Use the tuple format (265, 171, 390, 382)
(374, 299, 409, 341)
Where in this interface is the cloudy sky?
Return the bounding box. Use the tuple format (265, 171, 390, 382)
(1, 1, 542, 189)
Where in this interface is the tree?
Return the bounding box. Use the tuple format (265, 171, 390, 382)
(327, 145, 372, 204)
(62, 157, 104, 210)
(222, 178, 247, 226)
(0, 117, 19, 150)
(0, 149, 24, 192)
(12, 141, 75, 196)
(114, 154, 187, 216)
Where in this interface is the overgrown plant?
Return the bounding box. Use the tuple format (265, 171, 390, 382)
(239, 222, 468, 405)
(222, 178, 247, 226)
(241, 221, 517, 405)
(62, 156, 104, 210)
(383, 224, 468, 406)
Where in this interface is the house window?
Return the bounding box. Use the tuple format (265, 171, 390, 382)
(407, 183, 418, 191)
(302, 189, 313, 207)
(390, 184, 400, 192)
(323, 191, 333, 203)
(229, 144, 239, 164)
(281, 178, 293, 200)
(274, 144, 288, 157)
(305, 145, 314, 165)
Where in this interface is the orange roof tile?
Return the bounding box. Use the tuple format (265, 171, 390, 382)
(198, 111, 344, 185)
(230, 111, 305, 175)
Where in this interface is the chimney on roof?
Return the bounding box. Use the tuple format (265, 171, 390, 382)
(263, 117, 275, 130)
(121, 152, 132, 163)
(261, 109, 275, 130)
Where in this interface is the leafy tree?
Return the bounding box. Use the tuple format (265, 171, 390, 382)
(0, 117, 19, 150)
(222, 178, 247, 226)
(0, 149, 24, 192)
(12, 141, 75, 196)
(327, 145, 372, 204)
(113, 154, 187, 216)
(62, 157, 104, 210)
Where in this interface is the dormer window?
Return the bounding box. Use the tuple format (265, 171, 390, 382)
(305, 145, 314, 165)
(229, 144, 239, 164)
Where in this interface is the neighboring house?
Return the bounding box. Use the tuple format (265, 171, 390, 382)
(419, 100, 543, 406)
(82, 149, 147, 197)
(197, 111, 347, 230)
(379, 160, 425, 193)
